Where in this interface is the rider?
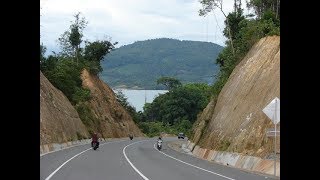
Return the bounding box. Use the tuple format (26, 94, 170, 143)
(157, 136, 163, 150)
(91, 132, 99, 147)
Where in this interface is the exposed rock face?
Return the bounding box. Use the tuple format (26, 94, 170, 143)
(192, 36, 280, 158)
(80, 69, 144, 138)
(40, 71, 88, 145)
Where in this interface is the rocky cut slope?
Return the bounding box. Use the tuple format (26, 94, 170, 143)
(40, 71, 88, 145)
(41, 69, 144, 145)
(80, 69, 144, 138)
(191, 36, 280, 158)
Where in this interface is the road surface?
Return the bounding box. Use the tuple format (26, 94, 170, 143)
(40, 137, 278, 180)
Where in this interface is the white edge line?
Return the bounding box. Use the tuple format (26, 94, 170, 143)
(40, 138, 131, 157)
(123, 140, 150, 180)
(45, 140, 126, 180)
(40, 142, 90, 157)
(153, 143, 235, 180)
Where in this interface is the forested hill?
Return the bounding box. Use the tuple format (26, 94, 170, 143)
(100, 38, 224, 89)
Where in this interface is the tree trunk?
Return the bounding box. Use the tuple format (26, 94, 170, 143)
(76, 46, 79, 66)
(276, 0, 279, 19)
(226, 18, 235, 56)
(220, 10, 235, 56)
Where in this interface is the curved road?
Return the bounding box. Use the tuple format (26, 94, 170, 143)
(40, 137, 277, 180)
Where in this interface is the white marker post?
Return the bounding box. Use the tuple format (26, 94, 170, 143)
(263, 97, 280, 177)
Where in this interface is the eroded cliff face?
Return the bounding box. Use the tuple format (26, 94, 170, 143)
(40, 71, 88, 145)
(80, 69, 144, 138)
(192, 36, 280, 158)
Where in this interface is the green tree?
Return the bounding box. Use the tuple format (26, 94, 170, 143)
(199, 0, 241, 56)
(247, 0, 280, 19)
(115, 90, 141, 123)
(40, 44, 47, 71)
(115, 90, 129, 108)
(43, 58, 83, 104)
(41, 12, 120, 135)
(156, 77, 182, 90)
(84, 40, 117, 62)
(58, 12, 88, 64)
(40, 44, 46, 63)
(175, 119, 192, 137)
(144, 83, 210, 125)
(72, 87, 91, 103)
(209, 0, 279, 90)
(215, 8, 246, 68)
(42, 12, 119, 105)
(83, 40, 117, 74)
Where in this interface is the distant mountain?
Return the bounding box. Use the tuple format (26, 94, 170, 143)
(100, 38, 224, 89)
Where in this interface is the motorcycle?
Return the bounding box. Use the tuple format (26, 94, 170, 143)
(157, 140, 162, 150)
(92, 141, 99, 150)
(129, 135, 133, 140)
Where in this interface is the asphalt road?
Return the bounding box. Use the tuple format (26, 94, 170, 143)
(40, 137, 278, 180)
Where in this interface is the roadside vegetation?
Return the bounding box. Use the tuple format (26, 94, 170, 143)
(41, 12, 117, 137)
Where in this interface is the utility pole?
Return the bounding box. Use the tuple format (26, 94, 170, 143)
(144, 90, 147, 104)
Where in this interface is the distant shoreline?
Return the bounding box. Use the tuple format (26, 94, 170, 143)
(112, 89, 169, 112)
(112, 86, 167, 91)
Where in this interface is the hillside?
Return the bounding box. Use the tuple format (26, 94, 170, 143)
(40, 70, 144, 145)
(40, 71, 89, 144)
(191, 36, 280, 158)
(100, 38, 223, 89)
(80, 69, 145, 138)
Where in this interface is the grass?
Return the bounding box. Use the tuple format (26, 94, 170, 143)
(218, 139, 231, 151)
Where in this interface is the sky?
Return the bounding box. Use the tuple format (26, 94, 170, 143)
(40, 0, 252, 55)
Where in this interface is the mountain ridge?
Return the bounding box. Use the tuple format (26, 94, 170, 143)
(100, 38, 224, 89)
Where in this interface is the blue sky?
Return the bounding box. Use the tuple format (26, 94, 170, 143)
(40, 0, 252, 55)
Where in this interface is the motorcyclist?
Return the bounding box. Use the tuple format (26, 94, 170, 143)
(157, 136, 163, 150)
(91, 132, 99, 147)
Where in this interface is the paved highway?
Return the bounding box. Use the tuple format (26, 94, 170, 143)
(40, 137, 277, 180)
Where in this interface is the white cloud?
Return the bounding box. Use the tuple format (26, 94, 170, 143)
(40, 0, 252, 54)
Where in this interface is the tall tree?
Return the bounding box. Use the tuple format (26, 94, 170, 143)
(84, 40, 117, 62)
(199, 0, 241, 56)
(246, 0, 280, 19)
(40, 44, 46, 64)
(58, 12, 88, 64)
(83, 39, 117, 74)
